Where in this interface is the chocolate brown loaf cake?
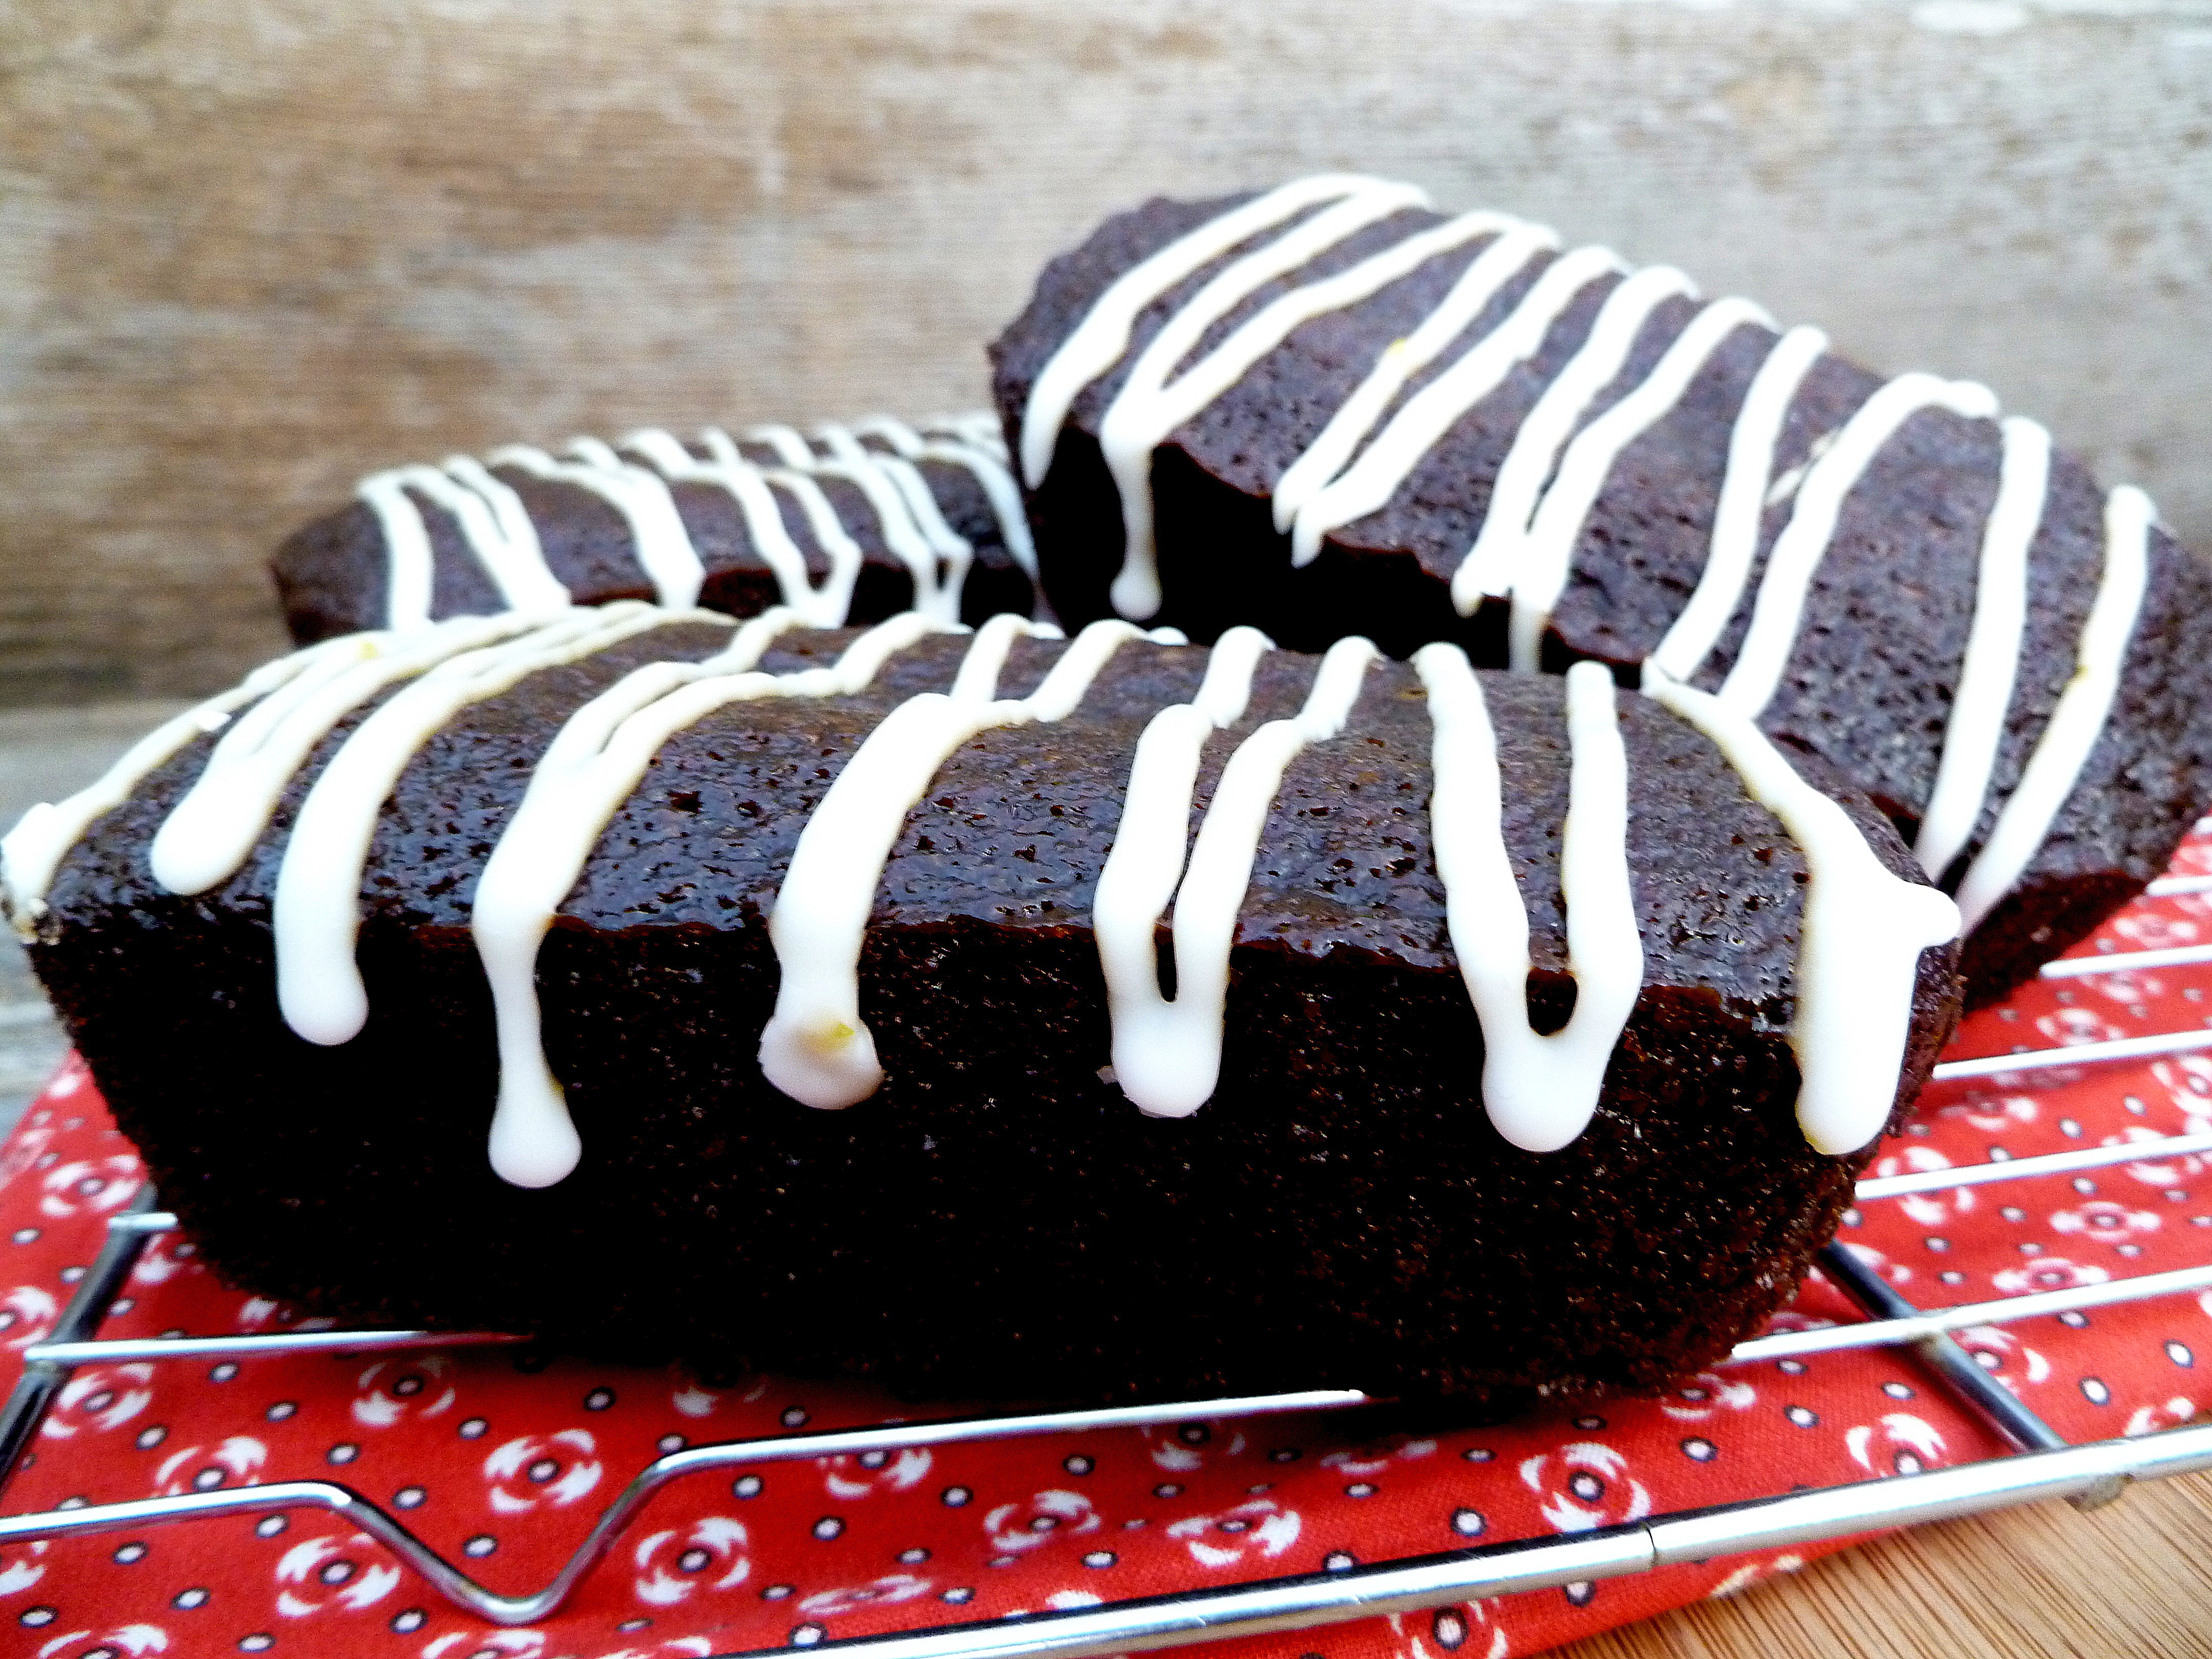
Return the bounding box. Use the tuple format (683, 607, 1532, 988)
(990, 175, 2212, 1003)
(273, 413, 1039, 644)
(5, 607, 1960, 1406)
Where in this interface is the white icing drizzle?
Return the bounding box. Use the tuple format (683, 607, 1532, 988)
(1017, 175, 1431, 488)
(1950, 485, 2154, 934)
(487, 441, 709, 611)
(1286, 244, 1629, 568)
(620, 427, 865, 627)
(1093, 633, 1378, 1118)
(1714, 372, 2002, 717)
(149, 612, 548, 898)
(1647, 669, 1961, 1155)
(355, 464, 570, 631)
(274, 601, 687, 1047)
(845, 415, 1039, 581)
(1644, 325, 1831, 686)
(470, 607, 937, 1187)
(1911, 416, 2052, 882)
(1098, 206, 1522, 619)
(1415, 651, 1644, 1151)
(759, 616, 1172, 1111)
(1455, 266, 1704, 627)
(0, 632, 381, 932)
(349, 415, 1026, 632)
(1490, 295, 1775, 671)
(1272, 224, 1560, 549)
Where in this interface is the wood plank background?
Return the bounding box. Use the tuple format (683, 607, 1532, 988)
(2, 0, 2208, 702)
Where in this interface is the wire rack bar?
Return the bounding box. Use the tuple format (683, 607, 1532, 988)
(2043, 943, 2212, 979)
(1930, 1026, 2212, 1082)
(26, 1329, 527, 1365)
(1853, 1131, 2212, 1200)
(2146, 875, 2212, 898)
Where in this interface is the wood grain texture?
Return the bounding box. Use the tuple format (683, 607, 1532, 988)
(1555, 1466, 2212, 1658)
(2, 0, 2209, 701)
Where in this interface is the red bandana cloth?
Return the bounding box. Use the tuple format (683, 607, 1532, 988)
(3, 821, 2210, 1659)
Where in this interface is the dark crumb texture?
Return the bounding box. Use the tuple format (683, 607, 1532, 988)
(272, 448, 1036, 644)
(989, 193, 2212, 1007)
(35, 628, 1958, 1406)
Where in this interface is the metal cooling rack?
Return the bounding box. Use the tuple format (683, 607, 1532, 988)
(5, 1014, 2212, 1655)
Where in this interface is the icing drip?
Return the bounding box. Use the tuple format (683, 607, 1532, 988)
(1486, 295, 1775, 672)
(843, 415, 1039, 581)
(350, 415, 1024, 632)
(1017, 175, 1430, 488)
(356, 462, 570, 631)
(1453, 265, 1704, 639)
(752, 422, 973, 622)
(1286, 244, 1629, 567)
(150, 612, 548, 898)
(620, 428, 865, 627)
(1950, 486, 2154, 934)
(274, 601, 686, 1047)
(1644, 326, 1831, 685)
(1093, 633, 1378, 1118)
(1912, 417, 2052, 882)
(760, 616, 1169, 1111)
(0, 632, 383, 932)
(470, 608, 939, 1187)
(1415, 651, 1643, 1152)
(488, 442, 708, 611)
(1646, 670, 1961, 1155)
(1098, 206, 1521, 620)
(1272, 224, 1560, 548)
(1714, 373, 2002, 717)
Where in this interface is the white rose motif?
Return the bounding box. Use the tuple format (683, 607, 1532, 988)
(483, 1430, 603, 1514)
(422, 1631, 544, 1658)
(0, 1120, 56, 1190)
(984, 1490, 1099, 1554)
(153, 1436, 266, 1496)
(0, 1539, 46, 1594)
(0, 1284, 59, 1351)
(819, 1446, 932, 1499)
(128, 1232, 196, 1288)
(2153, 1054, 2212, 1118)
(2111, 909, 2200, 951)
(2035, 1006, 2129, 1049)
(1520, 1442, 1652, 1532)
(1385, 1602, 1508, 1659)
(1142, 1420, 1245, 1472)
(1936, 1092, 2040, 1133)
(1868, 1147, 1976, 1227)
(2125, 1396, 2196, 1437)
(1844, 1412, 1946, 1476)
(352, 1357, 457, 1429)
(2113, 1124, 2209, 1186)
(1660, 1372, 1757, 1422)
(42, 1364, 155, 1438)
(2049, 1200, 2160, 1241)
(274, 1530, 402, 1617)
(1708, 1554, 1805, 1599)
(1992, 1257, 2111, 1295)
(1320, 1438, 1438, 1478)
(33, 1626, 169, 1659)
(37, 1156, 139, 1221)
(797, 1573, 936, 1617)
(1834, 1241, 1911, 1287)
(1165, 1498, 1302, 1568)
(631, 1516, 751, 1607)
(1952, 1324, 2052, 1395)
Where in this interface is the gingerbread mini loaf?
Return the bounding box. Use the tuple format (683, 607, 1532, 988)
(991, 175, 2212, 1003)
(6, 605, 1959, 1405)
(273, 413, 1039, 643)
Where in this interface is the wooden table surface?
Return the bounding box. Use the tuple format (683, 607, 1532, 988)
(1557, 1469, 2212, 1657)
